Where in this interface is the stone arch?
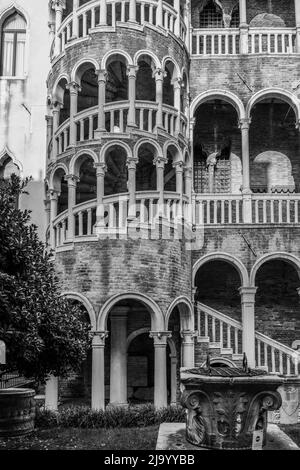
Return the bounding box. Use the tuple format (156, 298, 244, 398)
(246, 88, 300, 122)
(71, 57, 100, 84)
(61, 292, 97, 330)
(52, 73, 70, 103)
(97, 293, 165, 331)
(250, 252, 300, 287)
(191, 89, 246, 120)
(0, 146, 23, 174)
(193, 252, 249, 287)
(134, 138, 162, 160)
(69, 148, 99, 177)
(0, 3, 30, 29)
(49, 163, 69, 190)
(163, 141, 183, 163)
(161, 56, 181, 79)
(100, 140, 132, 163)
(165, 296, 194, 331)
(133, 50, 160, 69)
(101, 49, 133, 70)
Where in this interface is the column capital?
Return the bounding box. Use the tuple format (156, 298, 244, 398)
(239, 118, 251, 130)
(66, 174, 80, 186)
(51, 0, 65, 12)
(92, 331, 109, 347)
(150, 331, 172, 346)
(184, 166, 193, 178)
(171, 77, 183, 89)
(66, 81, 81, 94)
(173, 160, 184, 171)
(127, 65, 139, 78)
(51, 100, 63, 112)
(180, 330, 197, 343)
(45, 115, 53, 123)
(49, 189, 60, 200)
(239, 286, 257, 303)
(153, 68, 167, 81)
(94, 162, 107, 176)
(127, 158, 138, 170)
(154, 156, 167, 168)
(96, 69, 108, 83)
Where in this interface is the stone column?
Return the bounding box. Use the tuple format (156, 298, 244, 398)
(239, 287, 257, 368)
(99, 0, 107, 25)
(46, 115, 53, 157)
(67, 82, 80, 146)
(154, 156, 166, 216)
(96, 70, 107, 134)
(92, 331, 108, 410)
(52, 102, 62, 161)
(52, 0, 64, 56)
(110, 307, 128, 406)
(129, 0, 137, 23)
(157, 0, 163, 28)
(174, 0, 180, 37)
(127, 65, 138, 129)
(150, 332, 172, 408)
(154, 68, 165, 129)
(240, 118, 252, 223)
(66, 175, 79, 241)
(45, 376, 58, 411)
(173, 77, 182, 135)
(95, 163, 107, 229)
(295, 0, 300, 52)
(239, 0, 248, 54)
(127, 158, 137, 219)
(174, 161, 184, 195)
(72, 0, 79, 39)
(48, 20, 56, 49)
(184, 166, 193, 202)
(49, 190, 59, 248)
(181, 331, 195, 368)
(170, 354, 177, 406)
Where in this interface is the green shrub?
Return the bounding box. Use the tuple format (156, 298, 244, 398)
(35, 404, 186, 429)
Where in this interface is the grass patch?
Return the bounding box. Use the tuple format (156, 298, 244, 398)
(0, 426, 159, 450)
(35, 404, 185, 429)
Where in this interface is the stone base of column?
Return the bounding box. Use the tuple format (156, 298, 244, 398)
(94, 128, 106, 139)
(107, 402, 129, 409)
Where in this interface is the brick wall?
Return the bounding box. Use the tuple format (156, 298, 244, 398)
(247, 0, 295, 27)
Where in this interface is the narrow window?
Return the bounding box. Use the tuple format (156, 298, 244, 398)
(1, 12, 27, 77)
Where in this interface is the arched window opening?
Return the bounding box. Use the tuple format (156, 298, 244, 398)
(78, 68, 98, 113)
(164, 150, 177, 192)
(230, 5, 240, 28)
(136, 145, 157, 192)
(76, 157, 97, 204)
(104, 146, 128, 196)
(105, 60, 128, 103)
(0, 156, 20, 178)
(163, 62, 175, 107)
(136, 59, 156, 102)
(1, 11, 27, 77)
(199, 1, 224, 28)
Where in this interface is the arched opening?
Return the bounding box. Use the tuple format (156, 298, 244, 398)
(136, 55, 156, 102)
(1, 10, 27, 77)
(164, 148, 177, 192)
(62, 0, 73, 20)
(105, 57, 128, 103)
(199, 1, 224, 28)
(180, 72, 188, 114)
(255, 260, 300, 347)
(163, 61, 175, 107)
(54, 78, 69, 125)
(58, 298, 92, 405)
(193, 99, 242, 194)
(104, 145, 128, 196)
(77, 67, 98, 113)
(51, 167, 68, 214)
(0, 155, 20, 178)
(136, 143, 157, 192)
(195, 260, 242, 321)
(76, 155, 97, 204)
(249, 98, 299, 192)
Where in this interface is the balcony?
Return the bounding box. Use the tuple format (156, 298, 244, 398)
(191, 27, 297, 56)
(50, 101, 187, 158)
(50, 191, 190, 248)
(51, 0, 187, 60)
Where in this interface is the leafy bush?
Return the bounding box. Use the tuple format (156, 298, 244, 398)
(35, 404, 186, 429)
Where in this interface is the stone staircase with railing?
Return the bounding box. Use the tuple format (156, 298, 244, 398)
(195, 302, 300, 377)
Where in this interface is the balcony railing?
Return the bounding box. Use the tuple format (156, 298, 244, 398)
(53, 101, 185, 156)
(53, 0, 186, 59)
(52, 191, 189, 248)
(194, 193, 300, 225)
(192, 27, 297, 56)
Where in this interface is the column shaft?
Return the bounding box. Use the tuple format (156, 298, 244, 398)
(239, 287, 257, 368)
(45, 376, 58, 411)
(66, 176, 78, 241)
(181, 332, 195, 368)
(170, 356, 177, 405)
(127, 159, 137, 219)
(239, 0, 248, 54)
(96, 70, 107, 133)
(68, 82, 79, 146)
(150, 332, 171, 408)
(127, 66, 137, 128)
(91, 332, 107, 410)
(129, 0, 137, 23)
(155, 70, 164, 129)
(95, 163, 106, 228)
(110, 309, 128, 406)
(99, 0, 107, 25)
(295, 0, 300, 52)
(72, 0, 79, 38)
